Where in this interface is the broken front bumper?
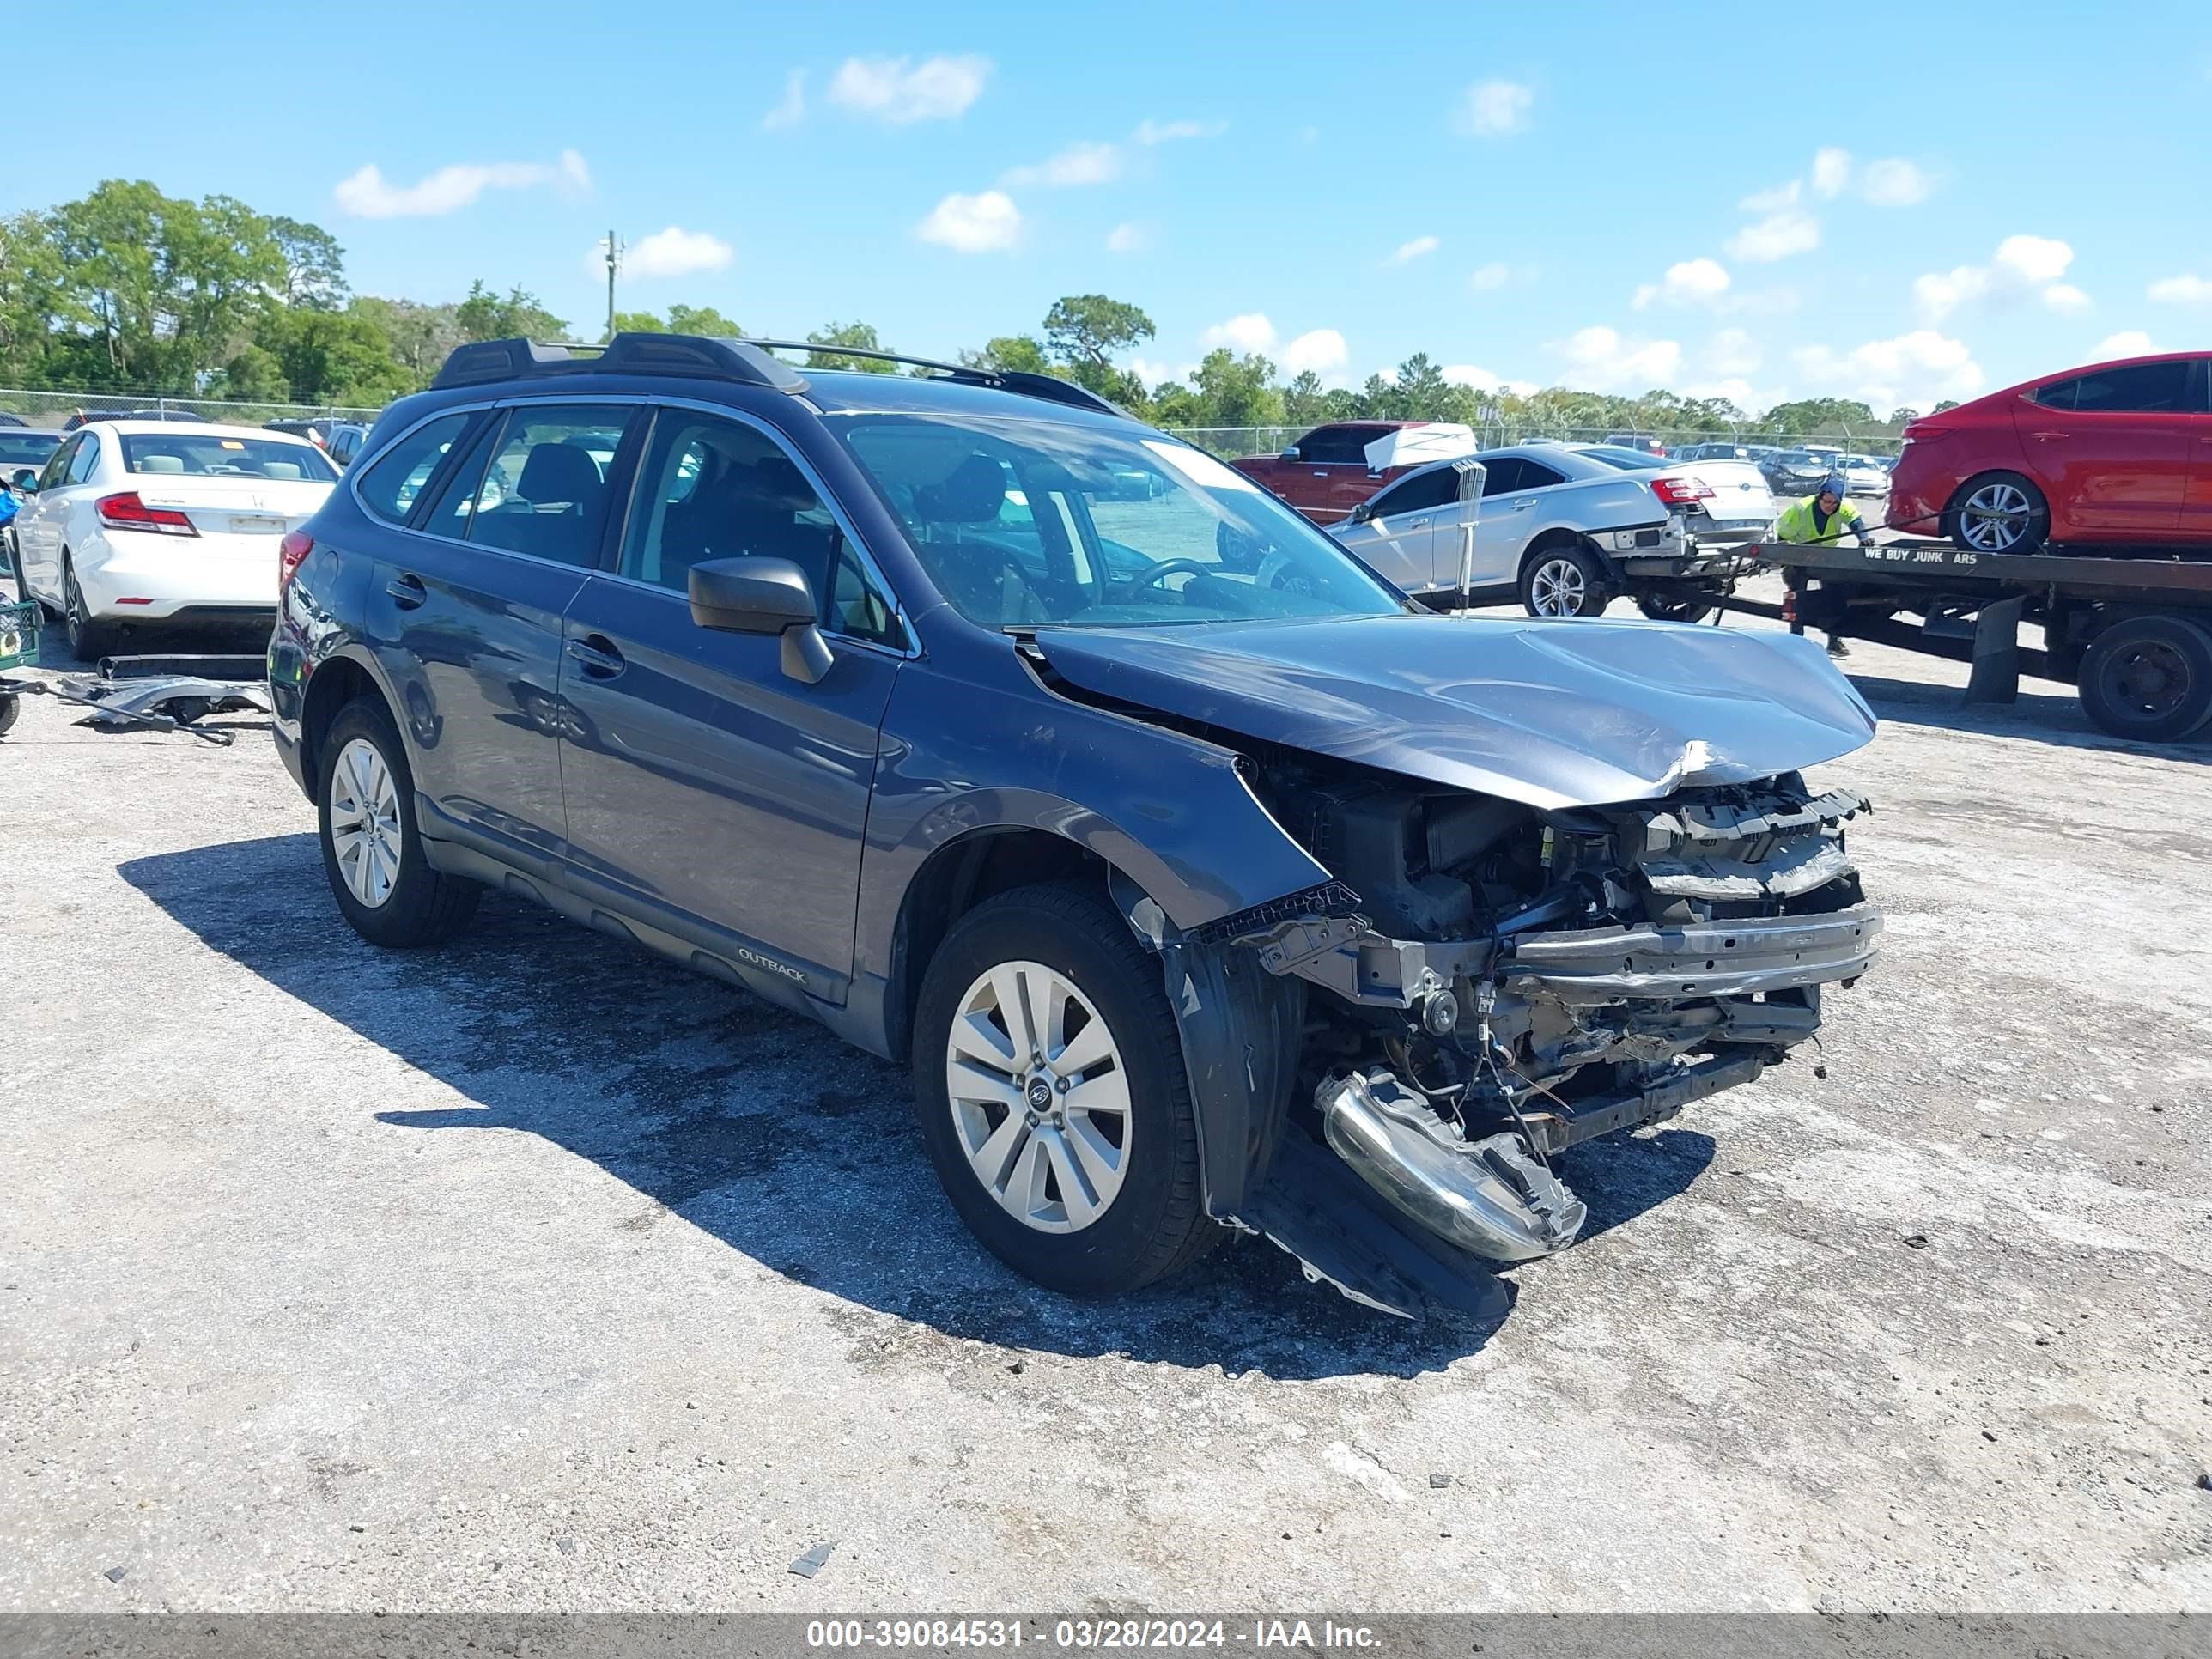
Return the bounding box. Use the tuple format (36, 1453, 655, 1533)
(1502, 903, 1881, 1000)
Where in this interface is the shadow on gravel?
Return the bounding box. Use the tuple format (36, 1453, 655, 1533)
(120, 831, 1712, 1381)
(1849, 672, 2210, 764)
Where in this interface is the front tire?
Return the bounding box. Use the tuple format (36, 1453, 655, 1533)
(316, 697, 482, 947)
(1635, 592, 1719, 624)
(911, 881, 1212, 1297)
(2075, 616, 2212, 742)
(1521, 541, 1613, 617)
(1945, 471, 2048, 556)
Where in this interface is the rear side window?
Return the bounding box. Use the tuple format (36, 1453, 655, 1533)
(356, 413, 473, 525)
(2066, 362, 2190, 413)
(1480, 458, 1529, 495)
(67, 434, 100, 485)
(464, 404, 632, 567)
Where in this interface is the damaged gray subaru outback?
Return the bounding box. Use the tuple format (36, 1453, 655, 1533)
(270, 333, 1881, 1320)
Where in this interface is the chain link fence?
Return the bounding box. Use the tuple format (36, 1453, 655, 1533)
(0, 387, 383, 430)
(1165, 425, 1905, 459)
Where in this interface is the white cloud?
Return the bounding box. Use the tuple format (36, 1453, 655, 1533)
(334, 149, 588, 218)
(1468, 261, 1511, 291)
(1105, 222, 1148, 254)
(1389, 234, 1441, 265)
(1916, 234, 2075, 321)
(1130, 356, 1197, 388)
(915, 191, 1019, 252)
(1457, 79, 1533, 137)
(1792, 329, 1984, 408)
(1859, 157, 1933, 206)
(1005, 141, 1121, 187)
(1556, 325, 1682, 391)
(1812, 147, 1852, 198)
(1995, 234, 2072, 285)
(1727, 210, 1820, 263)
(1632, 257, 1731, 310)
(762, 70, 805, 131)
(2148, 274, 2212, 304)
(1133, 118, 1226, 145)
(1443, 364, 1503, 392)
(1706, 328, 1762, 376)
(2089, 331, 2154, 359)
(829, 54, 990, 123)
(1282, 329, 1348, 374)
(1200, 313, 1277, 353)
(613, 226, 734, 280)
(1739, 179, 1802, 213)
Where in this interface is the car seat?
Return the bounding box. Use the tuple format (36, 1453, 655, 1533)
(475, 441, 605, 560)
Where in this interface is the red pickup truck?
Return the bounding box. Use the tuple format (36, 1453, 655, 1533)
(1231, 421, 1434, 525)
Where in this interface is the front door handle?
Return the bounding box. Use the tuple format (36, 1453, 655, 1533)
(2030, 430, 2069, 441)
(1512, 498, 1537, 511)
(565, 636, 626, 678)
(385, 573, 427, 609)
(1405, 516, 1430, 529)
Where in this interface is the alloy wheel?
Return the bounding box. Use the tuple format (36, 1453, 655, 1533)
(328, 736, 404, 908)
(1958, 482, 2033, 552)
(943, 960, 1133, 1234)
(1528, 557, 1589, 617)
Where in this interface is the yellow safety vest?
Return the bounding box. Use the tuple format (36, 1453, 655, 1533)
(1775, 495, 1863, 544)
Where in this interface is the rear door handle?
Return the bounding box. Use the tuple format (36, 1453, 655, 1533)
(565, 636, 625, 678)
(1512, 498, 1537, 510)
(385, 574, 427, 609)
(2031, 430, 2069, 441)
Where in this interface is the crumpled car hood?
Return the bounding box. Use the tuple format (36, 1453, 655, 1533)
(1033, 613, 1876, 809)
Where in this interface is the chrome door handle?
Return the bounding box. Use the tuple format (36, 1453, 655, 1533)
(1512, 498, 1536, 510)
(385, 574, 427, 609)
(564, 636, 625, 678)
(1406, 517, 1430, 528)
(2031, 430, 2069, 440)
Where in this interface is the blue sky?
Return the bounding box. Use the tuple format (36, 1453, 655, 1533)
(10, 0, 2210, 414)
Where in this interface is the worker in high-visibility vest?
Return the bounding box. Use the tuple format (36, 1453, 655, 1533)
(1775, 474, 1870, 659)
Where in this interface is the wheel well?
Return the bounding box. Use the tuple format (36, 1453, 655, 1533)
(1519, 529, 1598, 578)
(299, 657, 378, 790)
(886, 829, 1115, 1064)
(1945, 469, 2048, 511)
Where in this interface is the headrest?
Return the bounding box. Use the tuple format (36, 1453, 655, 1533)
(136, 454, 185, 473)
(517, 442, 602, 504)
(747, 453, 813, 507)
(262, 461, 301, 480)
(914, 453, 1008, 524)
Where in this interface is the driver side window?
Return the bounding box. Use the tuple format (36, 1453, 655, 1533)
(40, 437, 79, 492)
(67, 434, 100, 486)
(621, 410, 905, 649)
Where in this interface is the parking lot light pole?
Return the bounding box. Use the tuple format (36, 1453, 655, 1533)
(1453, 457, 1487, 613)
(602, 230, 622, 343)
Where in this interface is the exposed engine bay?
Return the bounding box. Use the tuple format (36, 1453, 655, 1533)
(1128, 745, 1879, 1314)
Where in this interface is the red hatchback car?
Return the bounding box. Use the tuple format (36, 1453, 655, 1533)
(1887, 351, 2212, 554)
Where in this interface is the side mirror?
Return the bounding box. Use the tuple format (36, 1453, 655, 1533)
(10, 469, 38, 492)
(1347, 501, 1376, 525)
(1279, 447, 1300, 461)
(688, 556, 834, 684)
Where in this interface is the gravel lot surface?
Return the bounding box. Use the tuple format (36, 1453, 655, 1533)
(3, 580, 2208, 1614)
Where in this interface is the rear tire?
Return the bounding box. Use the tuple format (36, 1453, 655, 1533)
(1944, 471, 2048, 556)
(911, 880, 1213, 1297)
(1635, 593, 1719, 624)
(2075, 615, 2212, 742)
(1520, 541, 1613, 617)
(61, 556, 113, 664)
(316, 696, 483, 946)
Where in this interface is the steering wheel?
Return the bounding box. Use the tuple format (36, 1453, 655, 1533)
(1133, 558, 1212, 591)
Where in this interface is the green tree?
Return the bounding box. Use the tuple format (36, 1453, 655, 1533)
(1761, 397, 1876, 434)
(455, 281, 568, 343)
(258, 306, 411, 403)
(805, 320, 896, 373)
(268, 216, 348, 311)
(347, 295, 463, 383)
(963, 334, 1051, 374)
(1187, 349, 1284, 428)
(610, 309, 666, 334)
(1043, 294, 1154, 402)
(211, 343, 288, 403)
(666, 304, 742, 337)
(1929, 399, 1960, 415)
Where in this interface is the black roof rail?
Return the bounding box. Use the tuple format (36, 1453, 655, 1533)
(741, 338, 1123, 416)
(428, 331, 1124, 418)
(431, 333, 808, 392)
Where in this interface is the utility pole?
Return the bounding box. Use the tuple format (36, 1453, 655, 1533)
(603, 229, 622, 343)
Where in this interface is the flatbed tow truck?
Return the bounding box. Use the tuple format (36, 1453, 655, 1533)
(1715, 536, 2212, 744)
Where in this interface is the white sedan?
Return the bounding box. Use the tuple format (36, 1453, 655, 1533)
(11, 419, 337, 660)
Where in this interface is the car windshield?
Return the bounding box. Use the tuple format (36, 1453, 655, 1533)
(830, 414, 1407, 629)
(0, 433, 60, 465)
(1577, 446, 1664, 470)
(121, 434, 337, 481)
